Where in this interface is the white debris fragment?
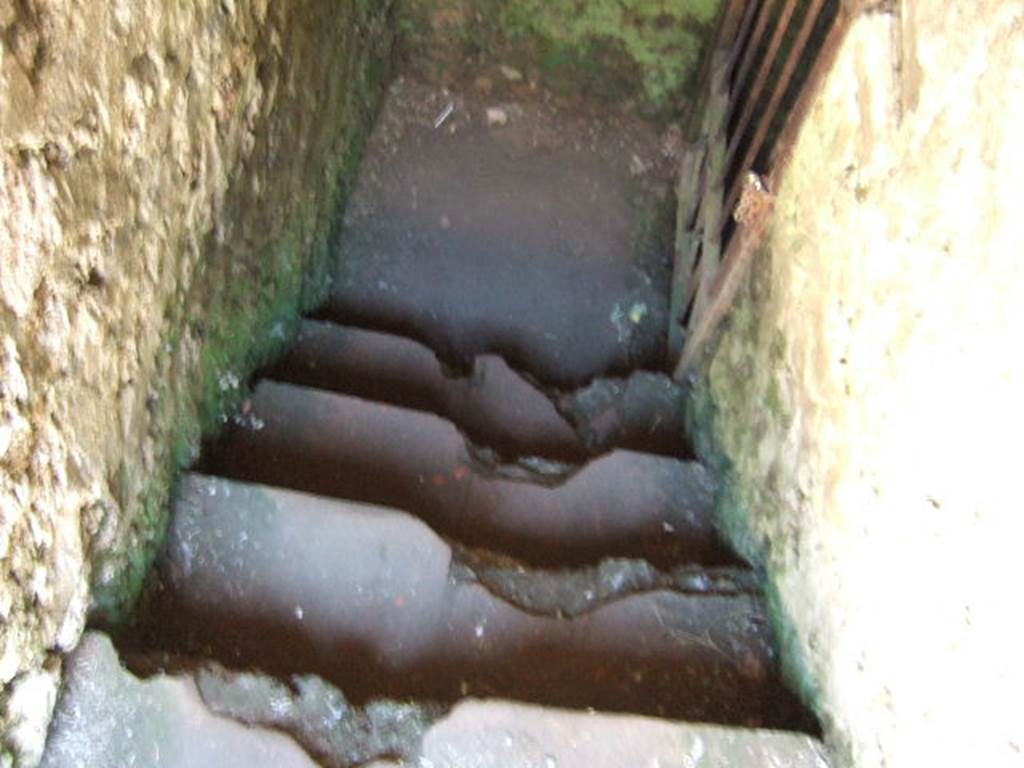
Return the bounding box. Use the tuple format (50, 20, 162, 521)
(629, 153, 651, 176)
(218, 372, 240, 392)
(433, 101, 455, 129)
(232, 413, 264, 431)
(499, 65, 523, 82)
(629, 302, 649, 325)
(486, 107, 509, 127)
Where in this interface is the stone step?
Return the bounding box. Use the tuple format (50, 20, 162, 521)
(372, 700, 830, 768)
(42, 632, 319, 768)
(200, 381, 730, 567)
(45, 632, 830, 768)
(269, 320, 692, 460)
(126, 475, 808, 728)
(266, 320, 586, 461)
(555, 369, 692, 458)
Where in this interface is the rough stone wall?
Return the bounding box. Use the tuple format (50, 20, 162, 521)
(0, 1, 392, 763)
(398, 0, 721, 115)
(689, 2, 1023, 767)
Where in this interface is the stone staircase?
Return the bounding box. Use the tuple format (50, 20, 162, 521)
(41, 81, 829, 767)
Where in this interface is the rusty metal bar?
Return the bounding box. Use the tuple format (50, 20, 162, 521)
(673, 213, 767, 381)
(727, 0, 782, 119)
(684, 244, 703, 312)
(671, 0, 857, 379)
(718, 0, 751, 50)
(671, 0, 853, 372)
(677, 142, 708, 232)
(723, 0, 799, 172)
(722, 0, 830, 225)
(671, 0, 748, 358)
(684, 56, 731, 319)
(768, 0, 856, 181)
(684, 0, 747, 141)
(668, 142, 709, 361)
(669, 232, 702, 360)
(724, 0, 762, 80)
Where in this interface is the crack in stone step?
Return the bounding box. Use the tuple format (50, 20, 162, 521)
(199, 382, 730, 568)
(192, 665, 441, 768)
(449, 545, 761, 619)
(41, 633, 321, 768)
(553, 369, 691, 458)
(121, 475, 807, 727)
(43, 632, 830, 768)
(267, 320, 585, 464)
(266, 321, 691, 463)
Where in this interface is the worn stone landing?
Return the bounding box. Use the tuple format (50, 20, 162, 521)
(200, 382, 727, 567)
(127, 475, 804, 727)
(44, 632, 830, 768)
(327, 80, 676, 388)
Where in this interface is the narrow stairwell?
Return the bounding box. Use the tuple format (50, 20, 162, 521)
(42, 80, 828, 767)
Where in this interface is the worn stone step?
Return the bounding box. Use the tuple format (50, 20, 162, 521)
(45, 632, 829, 768)
(126, 475, 808, 729)
(556, 369, 693, 457)
(266, 320, 585, 461)
(373, 700, 830, 768)
(42, 632, 319, 768)
(269, 320, 693, 460)
(200, 381, 729, 567)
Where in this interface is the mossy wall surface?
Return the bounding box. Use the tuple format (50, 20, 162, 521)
(686, 3, 1024, 767)
(399, 0, 722, 114)
(0, 1, 393, 762)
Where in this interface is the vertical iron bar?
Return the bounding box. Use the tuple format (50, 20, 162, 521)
(725, 0, 764, 83)
(722, 0, 830, 226)
(723, 0, 799, 172)
(727, 0, 783, 119)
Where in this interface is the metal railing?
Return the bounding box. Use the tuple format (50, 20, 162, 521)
(669, 0, 860, 380)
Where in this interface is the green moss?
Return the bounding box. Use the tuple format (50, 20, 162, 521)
(399, 0, 722, 114)
(763, 570, 823, 711)
(90, 484, 172, 624)
(684, 247, 827, 724)
(89, 1, 394, 627)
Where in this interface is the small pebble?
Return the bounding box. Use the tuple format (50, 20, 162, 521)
(486, 107, 509, 127)
(499, 65, 524, 82)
